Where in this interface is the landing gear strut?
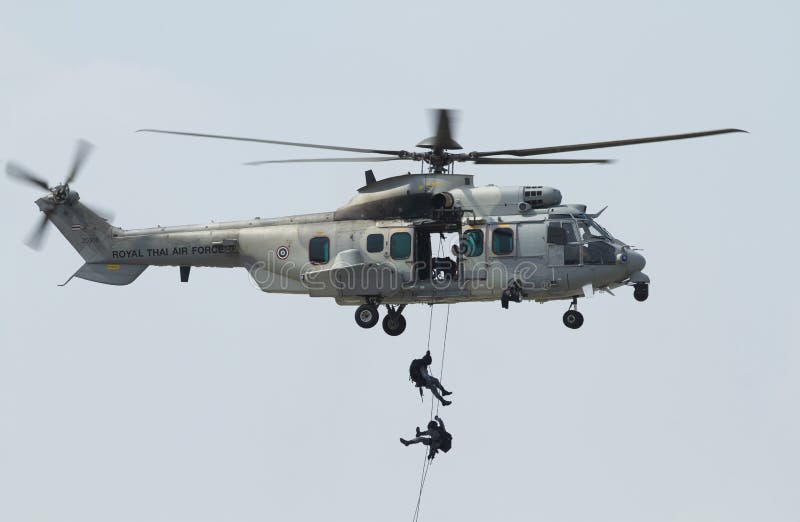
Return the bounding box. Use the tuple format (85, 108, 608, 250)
(382, 304, 407, 336)
(355, 303, 380, 329)
(562, 297, 584, 329)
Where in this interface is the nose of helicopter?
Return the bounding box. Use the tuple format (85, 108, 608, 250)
(627, 251, 646, 273)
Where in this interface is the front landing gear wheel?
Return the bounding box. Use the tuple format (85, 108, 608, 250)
(355, 304, 379, 329)
(633, 283, 649, 302)
(563, 310, 584, 329)
(382, 314, 407, 336)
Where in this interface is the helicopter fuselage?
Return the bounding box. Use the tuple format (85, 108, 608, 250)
(41, 173, 648, 335)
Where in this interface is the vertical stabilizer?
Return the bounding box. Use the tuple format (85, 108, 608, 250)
(37, 195, 116, 263)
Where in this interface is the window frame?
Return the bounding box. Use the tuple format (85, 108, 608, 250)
(308, 236, 330, 265)
(491, 227, 515, 256)
(462, 229, 484, 257)
(547, 222, 567, 245)
(389, 231, 412, 260)
(366, 233, 384, 253)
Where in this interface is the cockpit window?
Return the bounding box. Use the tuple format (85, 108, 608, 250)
(582, 241, 617, 265)
(492, 228, 514, 255)
(577, 217, 612, 240)
(548, 221, 580, 265)
(562, 222, 577, 242)
(547, 222, 577, 245)
(462, 229, 484, 257)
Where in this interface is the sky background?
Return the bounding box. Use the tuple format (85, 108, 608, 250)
(1, 1, 798, 521)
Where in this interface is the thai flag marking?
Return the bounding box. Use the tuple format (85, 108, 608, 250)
(71, 224, 82, 230)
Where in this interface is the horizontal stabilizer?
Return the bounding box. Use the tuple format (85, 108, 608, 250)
(74, 263, 148, 286)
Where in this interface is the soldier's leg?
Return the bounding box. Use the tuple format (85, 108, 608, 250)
(427, 385, 451, 406)
(400, 437, 432, 446)
(427, 375, 452, 395)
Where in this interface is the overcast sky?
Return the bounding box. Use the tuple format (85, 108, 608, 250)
(1, 1, 798, 521)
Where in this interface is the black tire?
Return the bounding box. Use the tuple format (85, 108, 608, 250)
(563, 310, 584, 329)
(382, 314, 407, 336)
(633, 283, 649, 302)
(355, 304, 379, 328)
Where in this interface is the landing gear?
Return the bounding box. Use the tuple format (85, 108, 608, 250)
(382, 304, 407, 336)
(633, 282, 649, 302)
(355, 304, 379, 329)
(563, 297, 584, 329)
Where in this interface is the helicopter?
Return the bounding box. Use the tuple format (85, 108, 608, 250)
(6, 110, 744, 335)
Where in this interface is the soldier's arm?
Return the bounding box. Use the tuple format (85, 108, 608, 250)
(435, 416, 445, 429)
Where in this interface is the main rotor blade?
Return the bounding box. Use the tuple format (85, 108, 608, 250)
(471, 157, 613, 165)
(472, 128, 747, 157)
(25, 212, 50, 250)
(65, 139, 93, 184)
(244, 157, 408, 166)
(417, 109, 462, 150)
(6, 162, 50, 190)
(138, 129, 405, 156)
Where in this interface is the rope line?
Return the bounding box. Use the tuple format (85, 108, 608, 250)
(412, 234, 454, 522)
(434, 304, 450, 419)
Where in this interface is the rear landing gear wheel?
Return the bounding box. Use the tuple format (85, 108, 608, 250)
(563, 310, 584, 329)
(355, 304, 379, 329)
(382, 313, 407, 336)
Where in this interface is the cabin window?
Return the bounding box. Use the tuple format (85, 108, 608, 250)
(492, 228, 514, 255)
(390, 232, 412, 260)
(309, 236, 330, 264)
(366, 233, 384, 253)
(462, 229, 484, 257)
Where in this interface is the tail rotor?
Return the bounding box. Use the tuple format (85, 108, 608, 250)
(6, 139, 112, 250)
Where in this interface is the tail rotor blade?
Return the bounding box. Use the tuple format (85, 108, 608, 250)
(64, 139, 94, 185)
(25, 212, 50, 250)
(6, 162, 50, 190)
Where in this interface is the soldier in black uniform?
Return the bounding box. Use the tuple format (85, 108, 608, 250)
(400, 416, 453, 460)
(409, 350, 452, 406)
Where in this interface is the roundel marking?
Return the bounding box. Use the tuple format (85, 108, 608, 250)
(276, 246, 290, 260)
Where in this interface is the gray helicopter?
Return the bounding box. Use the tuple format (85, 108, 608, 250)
(6, 111, 744, 335)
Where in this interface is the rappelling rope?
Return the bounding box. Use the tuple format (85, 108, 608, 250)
(413, 243, 453, 522)
(413, 304, 451, 522)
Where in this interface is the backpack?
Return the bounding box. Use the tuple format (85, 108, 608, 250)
(409, 358, 427, 387)
(437, 428, 452, 453)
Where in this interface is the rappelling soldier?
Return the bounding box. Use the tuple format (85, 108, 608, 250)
(409, 350, 453, 406)
(400, 415, 453, 460)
